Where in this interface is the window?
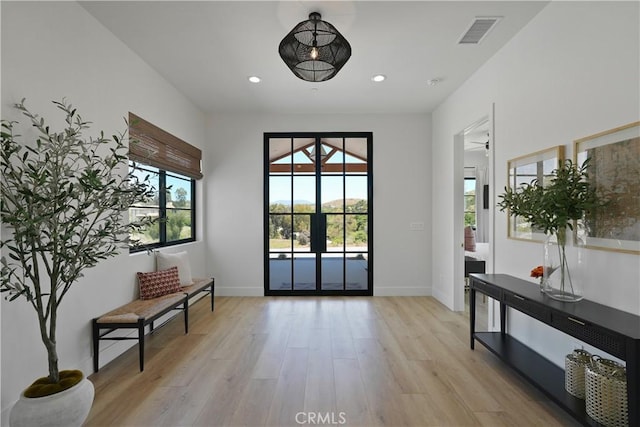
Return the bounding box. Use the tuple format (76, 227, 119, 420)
(464, 177, 476, 227)
(127, 112, 201, 252)
(129, 163, 196, 251)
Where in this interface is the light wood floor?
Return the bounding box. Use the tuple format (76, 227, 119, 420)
(86, 296, 579, 427)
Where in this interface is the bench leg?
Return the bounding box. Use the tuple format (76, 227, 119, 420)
(92, 319, 100, 373)
(138, 319, 145, 372)
(184, 298, 189, 334)
(210, 277, 215, 311)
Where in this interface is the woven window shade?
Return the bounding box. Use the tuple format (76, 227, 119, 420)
(129, 113, 202, 179)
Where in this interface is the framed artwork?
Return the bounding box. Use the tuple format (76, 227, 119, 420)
(574, 121, 640, 254)
(506, 146, 564, 241)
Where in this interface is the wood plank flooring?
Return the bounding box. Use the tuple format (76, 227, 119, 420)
(86, 296, 579, 426)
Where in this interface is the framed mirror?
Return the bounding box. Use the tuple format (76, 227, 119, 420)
(506, 146, 564, 241)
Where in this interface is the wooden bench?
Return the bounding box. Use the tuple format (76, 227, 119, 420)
(92, 277, 214, 372)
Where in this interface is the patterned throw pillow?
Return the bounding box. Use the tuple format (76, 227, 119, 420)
(137, 266, 181, 300)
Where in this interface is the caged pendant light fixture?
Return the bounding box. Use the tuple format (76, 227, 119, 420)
(278, 12, 351, 82)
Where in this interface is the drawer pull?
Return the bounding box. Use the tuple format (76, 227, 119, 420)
(568, 317, 586, 326)
(512, 294, 525, 301)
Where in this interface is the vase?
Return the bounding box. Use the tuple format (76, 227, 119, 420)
(9, 374, 94, 427)
(542, 228, 584, 302)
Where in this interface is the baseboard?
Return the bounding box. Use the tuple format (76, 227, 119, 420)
(215, 286, 433, 297)
(431, 287, 454, 310)
(215, 286, 264, 297)
(374, 286, 431, 296)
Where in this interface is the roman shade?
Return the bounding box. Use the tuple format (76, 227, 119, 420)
(128, 113, 202, 179)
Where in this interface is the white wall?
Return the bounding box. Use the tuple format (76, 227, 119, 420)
(1, 2, 208, 421)
(432, 1, 640, 366)
(206, 113, 432, 297)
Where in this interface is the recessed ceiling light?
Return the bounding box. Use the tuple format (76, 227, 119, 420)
(248, 76, 261, 83)
(371, 74, 386, 83)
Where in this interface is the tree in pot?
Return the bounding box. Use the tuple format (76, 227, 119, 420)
(497, 159, 604, 301)
(1, 99, 154, 425)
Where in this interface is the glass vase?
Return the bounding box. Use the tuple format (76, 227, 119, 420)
(542, 228, 584, 302)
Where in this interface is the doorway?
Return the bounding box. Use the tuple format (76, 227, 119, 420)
(453, 111, 495, 329)
(264, 132, 373, 296)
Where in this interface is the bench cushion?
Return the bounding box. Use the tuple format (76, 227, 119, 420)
(137, 267, 181, 300)
(96, 292, 185, 323)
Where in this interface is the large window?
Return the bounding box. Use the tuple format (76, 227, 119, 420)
(464, 177, 476, 227)
(127, 112, 201, 252)
(129, 163, 195, 251)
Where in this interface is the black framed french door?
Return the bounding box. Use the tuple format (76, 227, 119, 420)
(264, 132, 373, 296)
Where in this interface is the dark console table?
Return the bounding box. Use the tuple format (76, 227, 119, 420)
(469, 273, 639, 426)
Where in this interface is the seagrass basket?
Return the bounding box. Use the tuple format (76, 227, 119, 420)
(565, 349, 591, 399)
(585, 356, 628, 427)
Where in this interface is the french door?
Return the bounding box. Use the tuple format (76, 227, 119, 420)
(264, 132, 373, 296)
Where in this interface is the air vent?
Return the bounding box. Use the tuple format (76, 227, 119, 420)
(458, 17, 501, 44)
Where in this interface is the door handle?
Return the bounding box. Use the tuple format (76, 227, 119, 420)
(310, 213, 327, 253)
(310, 214, 318, 253)
(319, 213, 327, 253)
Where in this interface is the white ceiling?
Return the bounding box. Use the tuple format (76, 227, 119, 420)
(81, 1, 548, 115)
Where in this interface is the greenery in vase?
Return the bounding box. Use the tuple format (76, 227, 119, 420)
(497, 159, 604, 295)
(1, 99, 155, 392)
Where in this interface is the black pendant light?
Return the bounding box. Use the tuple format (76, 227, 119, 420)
(278, 12, 351, 82)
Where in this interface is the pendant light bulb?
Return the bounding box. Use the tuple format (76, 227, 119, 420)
(310, 46, 319, 60)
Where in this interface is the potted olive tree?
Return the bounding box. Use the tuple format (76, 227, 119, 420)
(1, 99, 154, 426)
(497, 158, 604, 301)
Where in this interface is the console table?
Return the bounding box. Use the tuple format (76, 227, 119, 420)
(469, 273, 639, 426)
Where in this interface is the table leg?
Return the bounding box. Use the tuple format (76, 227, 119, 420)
(470, 287, 476, 350)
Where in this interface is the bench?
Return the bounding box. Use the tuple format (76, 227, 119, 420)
(92, 277, 214, 372)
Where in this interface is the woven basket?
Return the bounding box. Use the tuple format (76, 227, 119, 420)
(585, 356, 628, 427)
(565, 349, 591, 399)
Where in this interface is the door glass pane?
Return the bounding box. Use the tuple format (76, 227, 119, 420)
(293, 176, 315, 213)
(270, 253, 291, 291)
(321, 138, 343, 174)
(293, 149, 314, 174)
(322, 253, 344, 290)
(294, 254, 316, 290)
(344, 138, 367, 174)
(346, 214, 368, 252)
(293, 214, 311, 252)
(270, 214, 292, 251)
(321, 176, 343, 212)
(345, 176, 368, 213)
(269, 138, 292, 173)
(270, 176, 291, 213)
(346, 253, 368, 290)
(326, 214, 344, 252)
(289, 138, 315, 175)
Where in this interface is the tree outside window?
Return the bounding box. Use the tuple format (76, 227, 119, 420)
(464, 178, 476, 227)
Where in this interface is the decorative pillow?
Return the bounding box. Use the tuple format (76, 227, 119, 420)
(137, 266, 181, 300)
(464, 226, 476, 252)
(156, 251, 193, 285)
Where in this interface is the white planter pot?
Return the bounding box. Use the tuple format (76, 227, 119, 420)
(10, 376, 94, 427)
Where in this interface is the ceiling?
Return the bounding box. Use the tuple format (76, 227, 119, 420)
(81, 1, 548, 115)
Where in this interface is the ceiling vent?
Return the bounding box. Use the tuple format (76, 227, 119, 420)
(458, 17, 502, 44)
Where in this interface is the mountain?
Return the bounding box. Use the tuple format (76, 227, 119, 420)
(271, 198, 365, 207)
(272, 200, 313, 206)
